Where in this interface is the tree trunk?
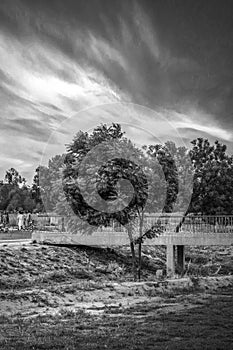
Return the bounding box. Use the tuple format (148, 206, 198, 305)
(127, 225, 137, 281)
(175, 211, 188, 233)
(137, 212, 144, 281)
(138, 240, 142, 281)
(130, 241, 137, 281)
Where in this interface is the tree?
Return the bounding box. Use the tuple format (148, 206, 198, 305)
(157, 138, 233, 232)
(189, 138, 233, 215)
(145, 143, 179, 213)
(0, 183, 12, 210)
(5, 168, 25, 186)
(0, 168, 35, 212)
(56, 123, 166, 280)
(31, 154, 65, 213)
(31, 166, 43, 211)
(5, 184, 35, 212)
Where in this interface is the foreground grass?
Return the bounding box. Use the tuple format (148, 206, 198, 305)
(1, 287, 233, 350)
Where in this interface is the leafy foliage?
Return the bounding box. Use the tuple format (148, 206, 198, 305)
(31, 154, 65, 212)
(189, 138, 233, 215)
(0, 168, 34, 212)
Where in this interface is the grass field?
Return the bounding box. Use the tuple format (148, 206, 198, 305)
(0, 286, 233, 349)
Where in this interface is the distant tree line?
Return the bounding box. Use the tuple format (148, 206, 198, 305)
(0, 154, 64, 213)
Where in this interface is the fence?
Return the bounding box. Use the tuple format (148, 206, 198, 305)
(33, 214, 233, 235)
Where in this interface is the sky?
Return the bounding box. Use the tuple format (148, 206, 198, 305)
(0, 0, 233, 182)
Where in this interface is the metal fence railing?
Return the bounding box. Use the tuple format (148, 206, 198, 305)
(32, 214, 233, 235)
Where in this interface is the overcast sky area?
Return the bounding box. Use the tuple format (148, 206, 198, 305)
(0, 0, 233, 182)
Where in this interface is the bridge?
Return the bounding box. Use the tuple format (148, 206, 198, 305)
(32, 214, 233, 277)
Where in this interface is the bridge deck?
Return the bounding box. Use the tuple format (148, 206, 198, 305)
(32, 230, 233, 246)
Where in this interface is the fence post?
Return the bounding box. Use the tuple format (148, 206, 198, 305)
(61, 217, 65, 232)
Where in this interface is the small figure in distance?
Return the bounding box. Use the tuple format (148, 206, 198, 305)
(26, 211, 32, 230)
(17, 210, 24, 231)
